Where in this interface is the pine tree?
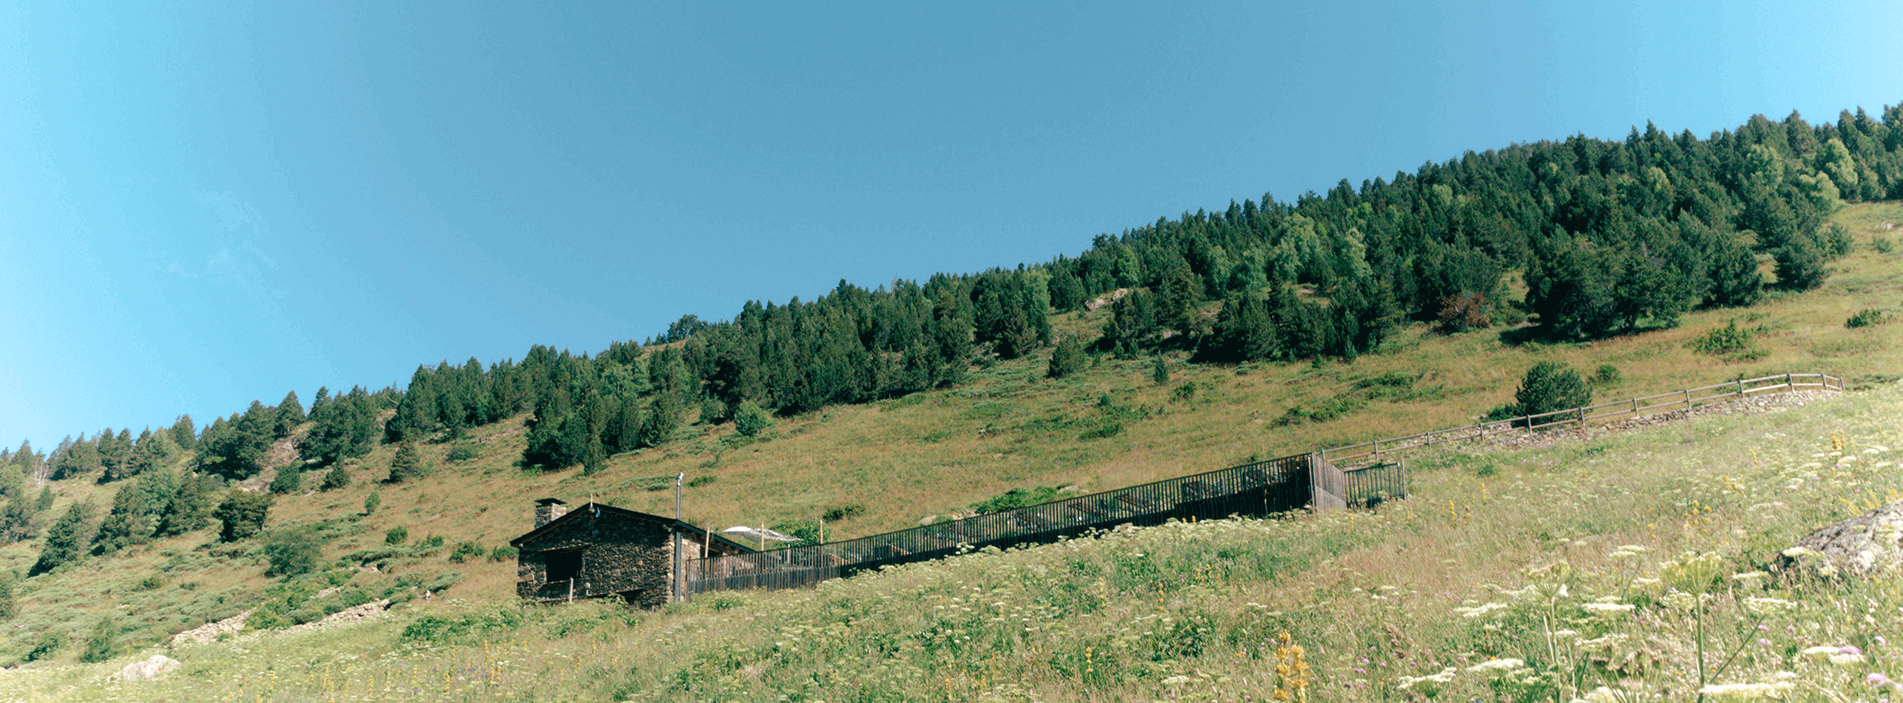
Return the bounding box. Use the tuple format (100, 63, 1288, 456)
(30, 500, 97, 576)
(1047, 336, 1087, 379)
(319, 464, 352, 491)
(386, 443, 429, 483)
(156, 475, 220, 537)
(169, 414, 197, 451)
(637, 393, 682, 449)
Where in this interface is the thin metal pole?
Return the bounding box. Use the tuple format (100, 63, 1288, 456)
(673, 473, 684, 603)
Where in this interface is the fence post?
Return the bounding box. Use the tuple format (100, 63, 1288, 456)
(1786, 373, 1793, 392)
(1683, 388, 1692, 411)
(1631, 397, 1638, 417)
(1737, 378, 1745, 399)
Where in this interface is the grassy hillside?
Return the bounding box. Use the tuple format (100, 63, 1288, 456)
(2, 329, 1899, 701)
(0, 203, 1900, 694)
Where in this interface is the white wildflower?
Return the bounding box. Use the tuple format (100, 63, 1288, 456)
(1467, 658, 1524, 673)
(1743, 597, 1796, 616)
(1396, 667, 1457, 691)
(1730, 571, 1767, 583)
(1698, 681, 1795, 698)
(1455, 602, 1510, 618)
(1584, 602, 1635, 618)
(1801, 646, 1841, 658)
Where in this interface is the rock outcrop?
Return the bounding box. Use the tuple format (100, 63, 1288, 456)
(1780, 500, 1903, 577)
(110, 655, 181, 683)
(169, 610, 250, 646)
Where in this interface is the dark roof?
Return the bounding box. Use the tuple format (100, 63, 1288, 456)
(509, 502, 755, 554)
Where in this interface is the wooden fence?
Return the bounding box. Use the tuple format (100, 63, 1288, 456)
(685, 452, 1406, 595)
(1320, 372, 1842, 465)
(682, 371, 1837, 597)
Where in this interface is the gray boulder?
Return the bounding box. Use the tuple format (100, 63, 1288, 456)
(1780, 500, 1903, 577)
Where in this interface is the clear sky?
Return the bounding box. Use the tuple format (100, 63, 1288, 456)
(3, 1, 1900, 450)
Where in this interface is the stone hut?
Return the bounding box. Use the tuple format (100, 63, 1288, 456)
(510, 498, 754, 609)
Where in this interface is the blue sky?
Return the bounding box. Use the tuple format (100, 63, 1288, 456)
(3, 1, 1900, 450)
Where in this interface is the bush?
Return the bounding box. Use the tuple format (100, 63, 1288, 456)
(1847, 309, 1888, 328)
(686, 475, 717, 488)
(1688, 321, 1755, 356)
(268, 467, 302, 495)
(820, 504, 865, 522)
(1874, 236, 1895, 254)
(212, 490, 273, 542)
(1593, 364, 1622, 385)
(78, 617, 118, 663)
(385, 526, 408, 545)
(447, 541, 485, 564)
(445, 444, 480, 463)
(363, 490, 381, 516)
(1513, 362, 1592, 426)
(23, 633, 59, 662)
(1151, 356, 1170, 384)
(733, 401, 772, 438)
(263, 530, 323, 578)
(488, 546, 518, 562)
(1047, 336, 1086, 379)
(970, 486, 1067, 515)
(319, 465, 351, 491)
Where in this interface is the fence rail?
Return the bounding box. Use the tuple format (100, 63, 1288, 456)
(685, 453, 1406, 595)
(1320, 372, 1841, 465)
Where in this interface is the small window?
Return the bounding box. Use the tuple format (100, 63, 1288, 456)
(545, 548, 583, 582)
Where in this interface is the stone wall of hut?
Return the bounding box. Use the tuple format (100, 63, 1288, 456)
(515, 514, 706, 609)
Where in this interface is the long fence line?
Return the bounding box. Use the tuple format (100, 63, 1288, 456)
(1320, 372, 1843, 465)
(684, 370, 1841, 596)
(685, 454, 1404, 595)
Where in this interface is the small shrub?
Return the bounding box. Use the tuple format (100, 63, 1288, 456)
(1151, 357, 1170, 384)
(78, 617, 118, 663)
(488, 546, 518, 562)
(385, 527, 408, 545)
(24, 634, 60, 662)
(319, 465, 351, 491)
(1874, 235, 1895, 254)
(264, 530, 324, 578)
(1688, 321, 1755, 356)
(820, 504, 865, 522)
(363, 490, 381, 516)
(1435, 292, 1492, 332)
(268, 468, 302, 495)
(1593, 364, 1622, 385)
(1047, 337, 1087, 379)
(686, 475, 717, 488)
(1847, 309, 1887, 328)
(1171, 382, 1198, 402)
(447, 541, 485, 564)
(136, 575, 164, 591)
(1079, 422, 1124, 440)
(1513, 362, 1592, 426)
(213, 490, 273, 542)
(697, 398, 727, 426)
(445, 444, 480, 463)
(969, 486, 1067, 514)
(733, 401, 772, 437)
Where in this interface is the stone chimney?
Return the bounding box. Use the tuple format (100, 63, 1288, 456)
(534, 498, 568, 528)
